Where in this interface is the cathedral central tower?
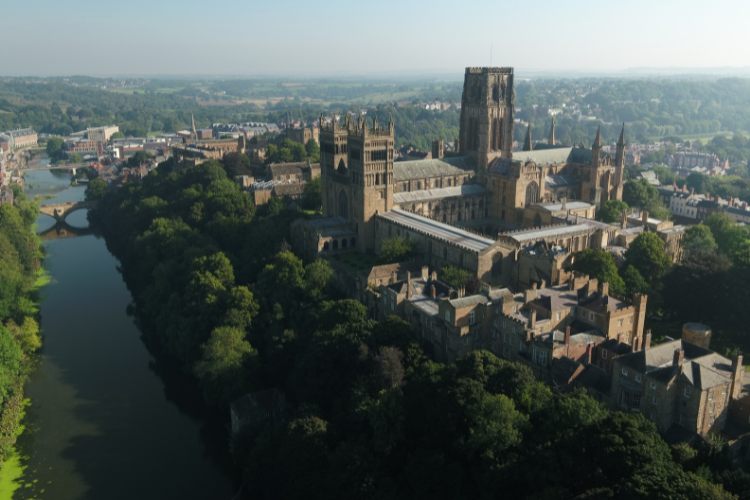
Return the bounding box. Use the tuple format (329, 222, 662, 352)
(459, 67, 514, 172)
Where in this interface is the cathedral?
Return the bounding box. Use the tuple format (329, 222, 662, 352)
(292, 67, 629, 287)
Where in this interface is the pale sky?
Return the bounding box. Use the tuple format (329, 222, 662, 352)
(2, 0, 749, 77)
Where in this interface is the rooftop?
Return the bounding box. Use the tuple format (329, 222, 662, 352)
(393, 156, 476, 181)
(378, 209, 495, 253)
(540, 201, 593, 212)
(393, 184, 490, 204)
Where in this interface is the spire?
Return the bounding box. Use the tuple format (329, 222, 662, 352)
(617, 123, 626, 147)
(373, 115, 379, 130)
(523, 124, 533, 151)
(548, 119, 555, 146)
(191, 113, 196, 134)
(592, 126, 602, 149)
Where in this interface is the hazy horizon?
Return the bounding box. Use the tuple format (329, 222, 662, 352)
(2, 0, 749, 77)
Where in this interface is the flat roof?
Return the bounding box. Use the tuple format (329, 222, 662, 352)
(508, 223, 593, 243)
(540, 201, 593, 211)
(378, 209, 495, 253)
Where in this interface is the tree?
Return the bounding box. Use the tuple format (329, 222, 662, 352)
(379, 236, 417, 263)
(221, 152, 252, 179)
(570, 249, 626, 295)
(193, 326, 258, 405)
(623, 179, 650, 207)
(598, 200, 629, 223)
(85, 178, 108, 201)
(623, 232, 672, 286)
(110, 131, 125, 140)
(620, 265, 649, 297)
(683, 224, 718, 254)
(305, 139, 320, 163)
(45, 136, 64, 157)
(302, 176, 322, 211)
(439, 264, 474, 289)
(68, 153, 83, 164)
(127, 151, 152, 168)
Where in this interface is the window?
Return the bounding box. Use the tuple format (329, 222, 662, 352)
(723, 386, 728, 395)
(538, 351, 547, 366)
(390, 303, 394, 311)
(602, 350, 608, 360)
(556, 313, 561, 320)
(621, 391, 629, 408)
(710, 415, 716, 426)
(445, 310, 451, 322)
(493, 319, 499, 328)
(618, 319, 623, 327)
(635, 374, 642, 382)
(495, 308, 499, 316)
(629, 317, 633, 324)
(684, 388, 691, 398)
(709, 391, 714, 400)
(519, 341, 524, 351)
(679, 413, 686, 425)
(650, 382, 657, 390)
(622, 368, 628, 376)
(502, 321, 507, 328)
(710, 402, 716, 413)
(464, 337, 469, 346)
(589, 313, 594, 320)
(652, 396, 658, 404)
(632, 395, 642, 411)
(469, 311, 475, 324)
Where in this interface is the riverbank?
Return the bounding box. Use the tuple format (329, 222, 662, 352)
(5, 168, 236, 499)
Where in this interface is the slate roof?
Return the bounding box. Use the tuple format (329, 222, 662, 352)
(393, 184, 490, 204)
(569, 148, 593, 164)
(393, 156, 476, 181)
(377, 209, 495, 253)
(539, 200, 592, 211)
(487, 157, 521, 176)
(512, 147, 574, 165)
(273, 183, 305, 196)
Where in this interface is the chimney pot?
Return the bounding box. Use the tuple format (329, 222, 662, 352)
(601, 282, 609, 296)
(642, 211, 649, 225)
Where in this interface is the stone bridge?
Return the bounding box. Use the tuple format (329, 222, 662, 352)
(39, 201, 98, 223)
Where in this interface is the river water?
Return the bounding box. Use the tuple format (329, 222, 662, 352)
(15, 170, 236, 499)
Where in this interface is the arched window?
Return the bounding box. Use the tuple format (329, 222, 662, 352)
(457, 212, 462, 222)
(525, 181, 539, 206)
(417, 181, 422, 190)
(323, 241, 330, 251)
(471, 209, 475, 219)
(333, 240, 339, 249)
(338, 190, 349, 219)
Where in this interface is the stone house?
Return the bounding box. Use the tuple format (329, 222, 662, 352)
(610, 340, 744, 438)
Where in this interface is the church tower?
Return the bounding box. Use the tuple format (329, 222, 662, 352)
(320, 113, 394, 252)
(613, 124, 626, 201)
(458, 67, 514, 172)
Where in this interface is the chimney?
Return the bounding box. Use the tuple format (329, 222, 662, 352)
(530, 310, 537, 329)
(390, 271, 398, 284)
(690, 187, 695, 195)
(525, 285, 538, 304)
(540, 279, 546, 290)
(526, 328, 532, 342)
(744, 202, 748, 210)
(422, 266, 429, 280)
(633, 336, 642, 352)
(643, 330, 652, 351)
(731, 353, 744, 399)
(673, 181, 677, 191)
(431, 270, 437, 281)
(407, 271, 412, 298)
(586, 343, 593, 365)
(673, 348, 684, 367)
(600, 282, 609, 296)
(585, 278, 598, 297)
(641, 211, 649, 225)
(564, 326, 571, 346)
(562, 197, 567, 211)
(621, 209, 628, 229)
(682, 184, 687, 194)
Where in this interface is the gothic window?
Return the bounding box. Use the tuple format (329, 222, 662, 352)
(338, 190, 349, 219)
(323, 241, 329, 251)
(492, 84, 499, 102)
(501, 209, 505, 220)
(457, 212, 462, 222)
(525, 181, 540, 206)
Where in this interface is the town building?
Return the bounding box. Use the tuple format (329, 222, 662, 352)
(3, 128, 38, 149)
(286, 117, 319, 145)
(87, 125, 119, 142)
(666, 152, 728, 171)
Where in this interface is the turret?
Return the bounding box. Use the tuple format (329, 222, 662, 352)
(548, 119, 555, 146)
(523, 123, 533, 151)
(591, 126, 602, 168)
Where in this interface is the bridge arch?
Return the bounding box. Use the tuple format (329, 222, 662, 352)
(38, 201, 98, 223)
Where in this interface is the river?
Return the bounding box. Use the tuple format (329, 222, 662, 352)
(14, 169, 237, 499)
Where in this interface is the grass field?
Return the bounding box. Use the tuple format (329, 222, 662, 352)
(0, 399, 32, 500)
